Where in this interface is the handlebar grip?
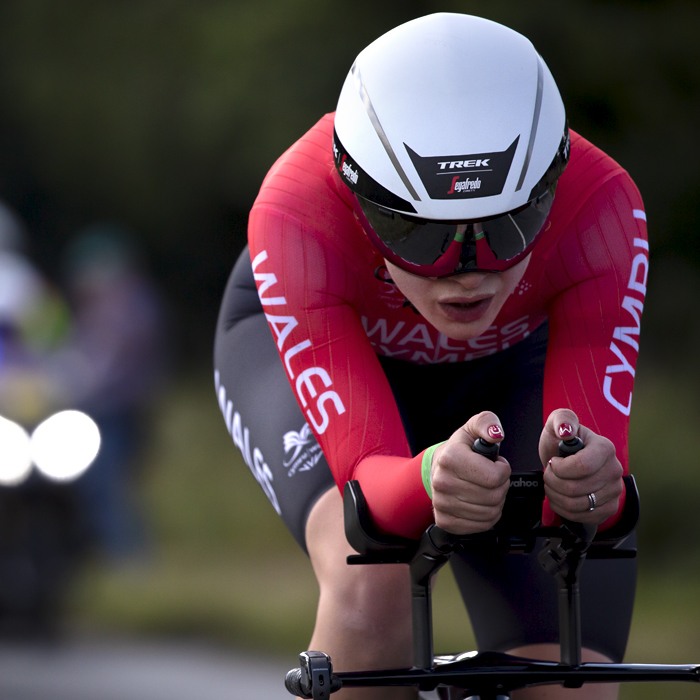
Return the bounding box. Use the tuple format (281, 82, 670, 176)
(558, 435, 584, 457)
(285, 668, 311, 699)
(557, 435, 597, 543)
(472, 437, 499, 461)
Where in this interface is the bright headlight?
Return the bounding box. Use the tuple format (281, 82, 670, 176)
(0, 416, 32, 485)
(31, 410, 101, 482)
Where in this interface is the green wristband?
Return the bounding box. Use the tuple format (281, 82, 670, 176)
(421, 442, 446, 499)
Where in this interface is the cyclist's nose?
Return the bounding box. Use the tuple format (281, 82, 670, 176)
(450, 270, 491, 289)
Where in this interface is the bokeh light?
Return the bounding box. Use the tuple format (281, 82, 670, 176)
(31, 410, 101, 481)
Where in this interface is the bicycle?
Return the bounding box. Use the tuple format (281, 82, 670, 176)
(285, 437, 700, 699)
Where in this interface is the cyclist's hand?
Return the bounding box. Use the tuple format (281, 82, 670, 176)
(539, 408, 623, 524)
(430, 411, 511, 535)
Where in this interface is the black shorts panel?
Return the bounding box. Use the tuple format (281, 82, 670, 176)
(214, 247, 335, 552)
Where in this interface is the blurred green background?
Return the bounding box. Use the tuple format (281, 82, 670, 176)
(0, 0, 698, 695)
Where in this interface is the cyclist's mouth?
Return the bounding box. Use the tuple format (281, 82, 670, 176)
(438, 296, 492, 323)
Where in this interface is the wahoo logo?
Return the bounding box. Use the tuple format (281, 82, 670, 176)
(340, 155, 359, 185)
(405, 137, 519, 200)
(510, 478, 540, 489)
(448, 176, 481, 194)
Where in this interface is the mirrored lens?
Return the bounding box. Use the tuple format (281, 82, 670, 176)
(357, 197, 461, 265)
(482, 188, 554, 260)
(357, 187, 555, 270)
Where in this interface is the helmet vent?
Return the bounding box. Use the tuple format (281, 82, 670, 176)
(515, 55, 545, 193)
(351, 62, 421, 202)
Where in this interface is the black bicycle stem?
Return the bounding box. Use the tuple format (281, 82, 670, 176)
(537, 436, 596, 667)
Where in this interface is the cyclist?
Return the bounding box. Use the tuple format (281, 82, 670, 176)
(215, 13, 647, 700)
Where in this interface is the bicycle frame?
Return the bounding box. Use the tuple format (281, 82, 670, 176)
(286, 447, 700, 699)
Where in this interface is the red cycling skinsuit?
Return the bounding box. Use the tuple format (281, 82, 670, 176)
(247, 113, 648, 540)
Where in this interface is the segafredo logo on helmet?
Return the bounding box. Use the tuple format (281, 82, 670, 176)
(448, 176, 481, 194)
(333, 129, 418, 214)
(405, 137, 519, 200)
(340, 155, 359, 185)
(333, 139, 358, 184)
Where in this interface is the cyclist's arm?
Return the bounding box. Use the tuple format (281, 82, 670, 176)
(540, 171, 648, 528)
(248, 206, 434, 539)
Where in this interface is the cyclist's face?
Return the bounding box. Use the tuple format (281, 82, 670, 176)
(385, 255, 531, 341)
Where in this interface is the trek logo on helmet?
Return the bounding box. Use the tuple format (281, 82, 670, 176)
(437, 159, 490, 170)
(405, 137, 519, 200)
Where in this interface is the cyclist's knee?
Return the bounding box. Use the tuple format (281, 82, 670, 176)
(306, 487, 411, 624)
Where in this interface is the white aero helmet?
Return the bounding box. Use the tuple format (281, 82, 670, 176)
(333, 13, 570, 276)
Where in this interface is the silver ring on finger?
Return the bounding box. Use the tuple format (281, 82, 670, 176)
(587, 492, 597, 512)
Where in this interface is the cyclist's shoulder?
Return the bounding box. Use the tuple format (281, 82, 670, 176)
(553, 130, 642, 218)
(532, 131, 645, 265)
(251, 113, 354, 225)
(265, 113, 335, 180)
(248, 114, 374, 284)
